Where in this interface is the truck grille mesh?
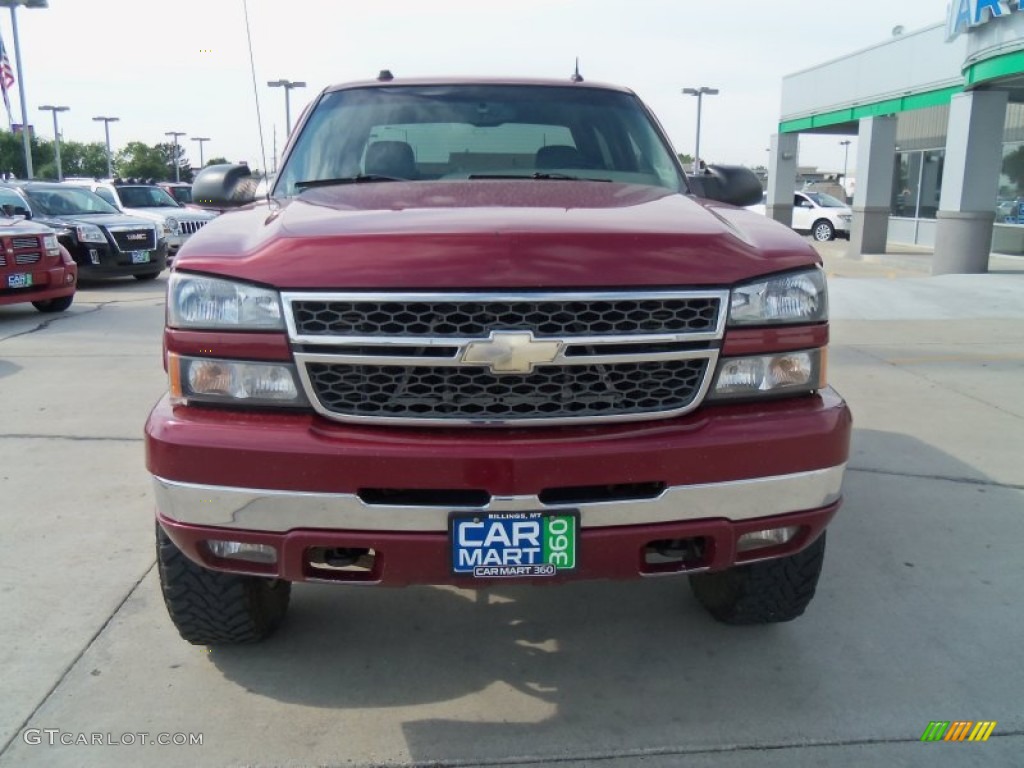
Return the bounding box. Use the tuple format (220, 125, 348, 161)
(305, 359, 708, 421)
(292, 297, 720, 338)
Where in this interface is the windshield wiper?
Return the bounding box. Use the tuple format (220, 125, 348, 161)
(468, 172, 611, 182)
(295, 175, 405, 190)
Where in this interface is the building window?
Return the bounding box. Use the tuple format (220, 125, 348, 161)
(891, 149, 943, 219)
(997, 142, 1024, 225)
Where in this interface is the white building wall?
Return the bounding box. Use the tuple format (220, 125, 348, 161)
(781, 24, 966, 121)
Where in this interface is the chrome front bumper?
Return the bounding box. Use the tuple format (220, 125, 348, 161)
(153, 464, 846, 533)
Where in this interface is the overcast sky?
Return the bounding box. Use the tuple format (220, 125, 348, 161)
(3, 0, 947, 176)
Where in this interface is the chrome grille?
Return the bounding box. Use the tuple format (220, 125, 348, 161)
(0, 254, 6, 267)
(179, 220, 207, 235)
(306, 359, 709, 421)
(109, 229, 156, 252)
(285, 290, 728, 426)
(14, 252, 41, 265)
(292, 297, 720, 338)
(12, 237, 39, 249)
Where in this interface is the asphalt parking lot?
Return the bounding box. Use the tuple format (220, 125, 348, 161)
(1, 246, 1023, 768)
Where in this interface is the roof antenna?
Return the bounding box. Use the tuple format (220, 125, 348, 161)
(571, 58, 584, 83)
(242, 0, 270, 201)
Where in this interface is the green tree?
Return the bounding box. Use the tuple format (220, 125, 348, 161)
(156, 142, 194, 183)
(677, 152, 694, 168)
(205, 156, 230, 167)
(0, 130, 53, 179)
(61, 141, 112, 178)
(115, 141, 169, 180)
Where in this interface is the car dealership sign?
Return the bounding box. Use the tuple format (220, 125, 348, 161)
(947, 0, 1024, 40)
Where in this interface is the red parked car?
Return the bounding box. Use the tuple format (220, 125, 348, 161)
(0, 202, 77, 313)
(147, 76, 851, 644)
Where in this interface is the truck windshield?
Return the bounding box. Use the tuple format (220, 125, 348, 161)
(23, 187, 120, 216)
(117, 186, 180, 208)
(275, 84, 686, 197)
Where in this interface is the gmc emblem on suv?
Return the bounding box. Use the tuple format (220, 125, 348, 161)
(125, 233, 148, 241)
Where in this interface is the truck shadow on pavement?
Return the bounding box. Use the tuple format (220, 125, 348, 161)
(205, 429, 1022, 764)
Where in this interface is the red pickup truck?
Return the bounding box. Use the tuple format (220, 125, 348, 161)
(146, 76, 851, 644)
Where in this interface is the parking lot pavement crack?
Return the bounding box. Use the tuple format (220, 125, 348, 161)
(339, 731, 1024, 767)
(0, 296, 163, 344)
(847, 465, 1024, 491)
(0, 561, 156, 761)
(0, 304, 105, 343)
(0, 434, 144, 443)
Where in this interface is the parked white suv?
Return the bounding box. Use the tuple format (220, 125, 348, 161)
(63, 180, 215, 258)
(748, 191, 852, 241)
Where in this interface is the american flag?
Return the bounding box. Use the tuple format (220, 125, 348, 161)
(0, 32, 14, 127)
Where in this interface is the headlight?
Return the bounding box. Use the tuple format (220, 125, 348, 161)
(75, 224, 106, 244)
(164, 217, 180, 235)
(42, 233, 60, 256)
(708, 349, 825, 400)
(168, 273, 284, 330)
(838, 214, 852, 223)
(730, 269, 827, 326)
(169, 354, 306, 407)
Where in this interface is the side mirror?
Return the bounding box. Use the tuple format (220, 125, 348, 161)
(2, 204, 31, 219)
(688, 165, 763, 207)
(191, 164, 259, 210)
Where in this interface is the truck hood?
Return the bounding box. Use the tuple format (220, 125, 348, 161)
(176, 180, 820, 289)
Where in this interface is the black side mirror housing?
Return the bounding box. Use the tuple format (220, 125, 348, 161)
(192, 164, 259, 210)
(688, 165, 763, 208)
(2, 204, 31, 219)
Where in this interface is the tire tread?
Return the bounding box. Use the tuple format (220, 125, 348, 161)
(156, 525, 290, 645)
(689, 533, 826, 625)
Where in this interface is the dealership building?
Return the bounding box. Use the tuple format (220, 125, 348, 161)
(768, 1, 1024, 272)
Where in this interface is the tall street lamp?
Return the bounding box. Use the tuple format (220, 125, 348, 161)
(191, 136, 210, 168)
(681, 86, 719, 175)
(93, 116, 119, 178)
(839, 139, 852, 182)
(38, 104, 67, 180)
(165, 131, 186, 182)
(267, 79, 305, 135)
(1, 0, 50, 179)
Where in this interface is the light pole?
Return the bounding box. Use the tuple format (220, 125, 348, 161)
(165, 131, 186, 182)
(92, 116, 119, 178)
(38, 104, 67, 180)
(267, 79, 305, 134)
(1, 0, 50, 179)
(839, 139, 852, 181)
(681, 86, 719, 175)
(190, 136, 210, 168)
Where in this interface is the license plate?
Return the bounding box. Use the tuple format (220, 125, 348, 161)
(450, 510, 578, 578)
(130, 250, 151, 264)
(7, 273, 32, 288)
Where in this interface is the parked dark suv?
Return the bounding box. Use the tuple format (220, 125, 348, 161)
(11, 183, 167, 280)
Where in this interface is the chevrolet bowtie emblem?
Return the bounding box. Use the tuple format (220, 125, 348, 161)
(460, 331, 563, 374)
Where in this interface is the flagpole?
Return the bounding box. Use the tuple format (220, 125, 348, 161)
(9, 6, 32, 177)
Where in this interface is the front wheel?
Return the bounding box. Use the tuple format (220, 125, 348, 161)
(689, 533, 826, 624)
(811, 219, 835, 242)
(32, 294, 74, 313)
(156, 524, 291, 645)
